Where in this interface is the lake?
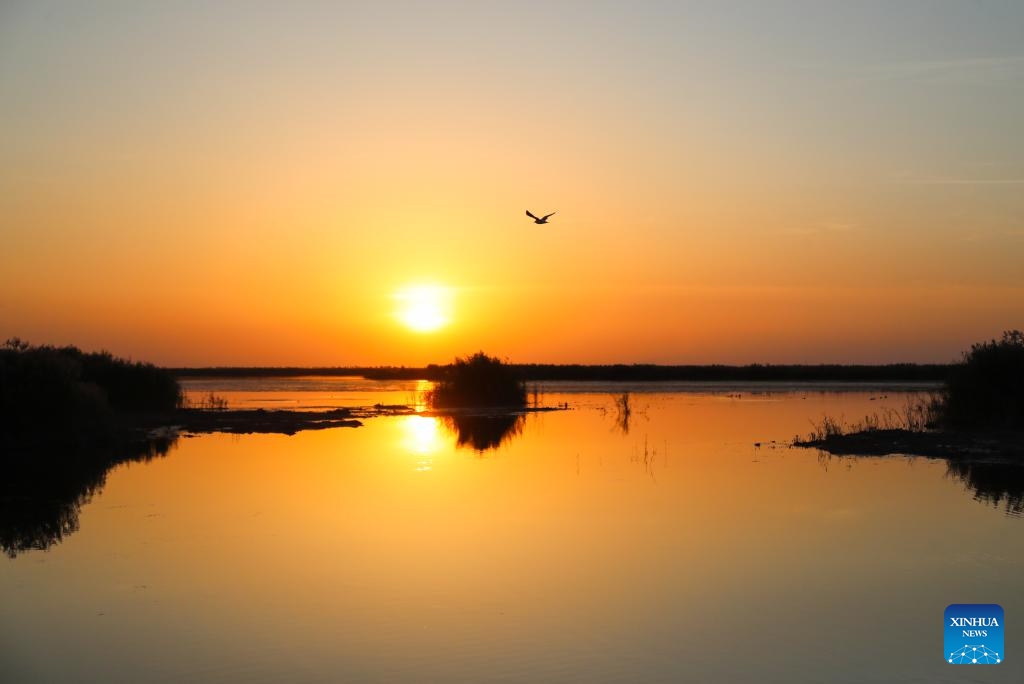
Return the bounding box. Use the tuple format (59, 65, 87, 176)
(2, 379, 1021, 682)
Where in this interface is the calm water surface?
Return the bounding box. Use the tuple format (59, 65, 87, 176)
(3, 381, 1022, 683)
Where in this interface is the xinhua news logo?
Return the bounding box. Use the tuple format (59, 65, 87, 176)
(945, 604, 1003, 664)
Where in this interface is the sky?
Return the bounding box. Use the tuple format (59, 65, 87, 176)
(1, 1, 1022, 366)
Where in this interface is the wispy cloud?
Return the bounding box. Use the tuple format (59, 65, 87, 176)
(954, 228, 1024, 244)
(891, 165, 1024, 186)
(852, 55, 1024, 84)
(900, 177, 1024, 186)
(783, 221, 859, 237)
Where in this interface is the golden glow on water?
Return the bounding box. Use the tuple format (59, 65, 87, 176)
(394, 285, 453, 333)
(412, 379, 434, 412)
(2, 391, 1023, 683)
(400, 415, 443, 470)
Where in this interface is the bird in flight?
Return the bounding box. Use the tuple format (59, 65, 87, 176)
(526, 210, 556, 224)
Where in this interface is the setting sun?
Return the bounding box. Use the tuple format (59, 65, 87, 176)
(394, 285, 453, 333)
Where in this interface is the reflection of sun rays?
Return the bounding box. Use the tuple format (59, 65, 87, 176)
(400, 415, 442, 471)
(411, 379, 433, 412)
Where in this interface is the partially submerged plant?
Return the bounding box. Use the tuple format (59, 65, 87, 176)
(427, 352, 526, 408)
(187, 392, 229, 411)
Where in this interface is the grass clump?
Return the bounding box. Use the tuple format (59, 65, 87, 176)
(805, 414, 849, 441)
(802, 394, 941, 443)
(185, 391, 229, 411)
(612, 392, 633, 433)
(427, 352, 526, 408)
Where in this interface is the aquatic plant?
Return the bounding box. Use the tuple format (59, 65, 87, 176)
(805, 414, 848, 441)
(186, 391, 229, 411)
(612, 392, 632, 433)
(802, 393, 941, 442)
(427, 352, 526, 408)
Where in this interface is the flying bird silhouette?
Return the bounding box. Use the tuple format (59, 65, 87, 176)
(526, 210, 556, 224)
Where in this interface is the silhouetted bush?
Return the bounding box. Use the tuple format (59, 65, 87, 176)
(940, 330, 1024, 430)
(1, 339, 182, 450)
(75, 349, 182, 412)
(427, 352, 526, 408)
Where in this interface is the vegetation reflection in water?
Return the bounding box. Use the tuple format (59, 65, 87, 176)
(945, 459, 1024, 516)
(5, 389, 1023, 561)
(1, 435, 178, 558)
(2, 406, 532, 558)
(3, 389, 1024, 684)
(814, 450, 1024, 518)
(441, 413, 526, 452)
(399, 410, 526, 462)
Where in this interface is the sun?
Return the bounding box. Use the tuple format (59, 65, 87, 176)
(394, 285, 453, 333)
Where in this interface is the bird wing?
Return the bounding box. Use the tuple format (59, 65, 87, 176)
(526, 210, 539, 220)
(543, 211, 556, 220)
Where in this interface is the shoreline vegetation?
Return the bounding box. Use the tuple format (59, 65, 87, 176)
(1, 338, 182, 453)
(794, 331, 1024, 460)
(4, 337, 1019, 455)
(0, 343, 562, 449)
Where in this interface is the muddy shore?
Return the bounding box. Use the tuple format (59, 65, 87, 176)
(135, 405, 567, 438)
(794, 429, 1023, 460)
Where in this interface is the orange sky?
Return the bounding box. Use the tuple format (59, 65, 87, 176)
(1, 3, 1022, 365)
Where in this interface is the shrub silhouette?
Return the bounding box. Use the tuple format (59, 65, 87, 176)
(427, 352, 526, 408)
(1, 339, 182, 449)
(940, 330, 1024, 430)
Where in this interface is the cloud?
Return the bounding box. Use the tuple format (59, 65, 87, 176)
(852, 55, 1024, 84)
(901, 177, 1024, 186)
(782, 220, 859, 237)
(892, 165, 1024, 186)
(953, 228, 1024, 244)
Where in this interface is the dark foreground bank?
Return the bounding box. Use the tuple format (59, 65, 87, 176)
(794, 429, 1024, 460)
(794, 331, 1024, 461)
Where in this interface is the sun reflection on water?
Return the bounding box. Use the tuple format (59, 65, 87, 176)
(400, 414, 443, 471)
(411, 379, 433, 412)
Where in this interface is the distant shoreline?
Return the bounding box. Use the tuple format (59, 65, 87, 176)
(170, 363, 952, 383)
